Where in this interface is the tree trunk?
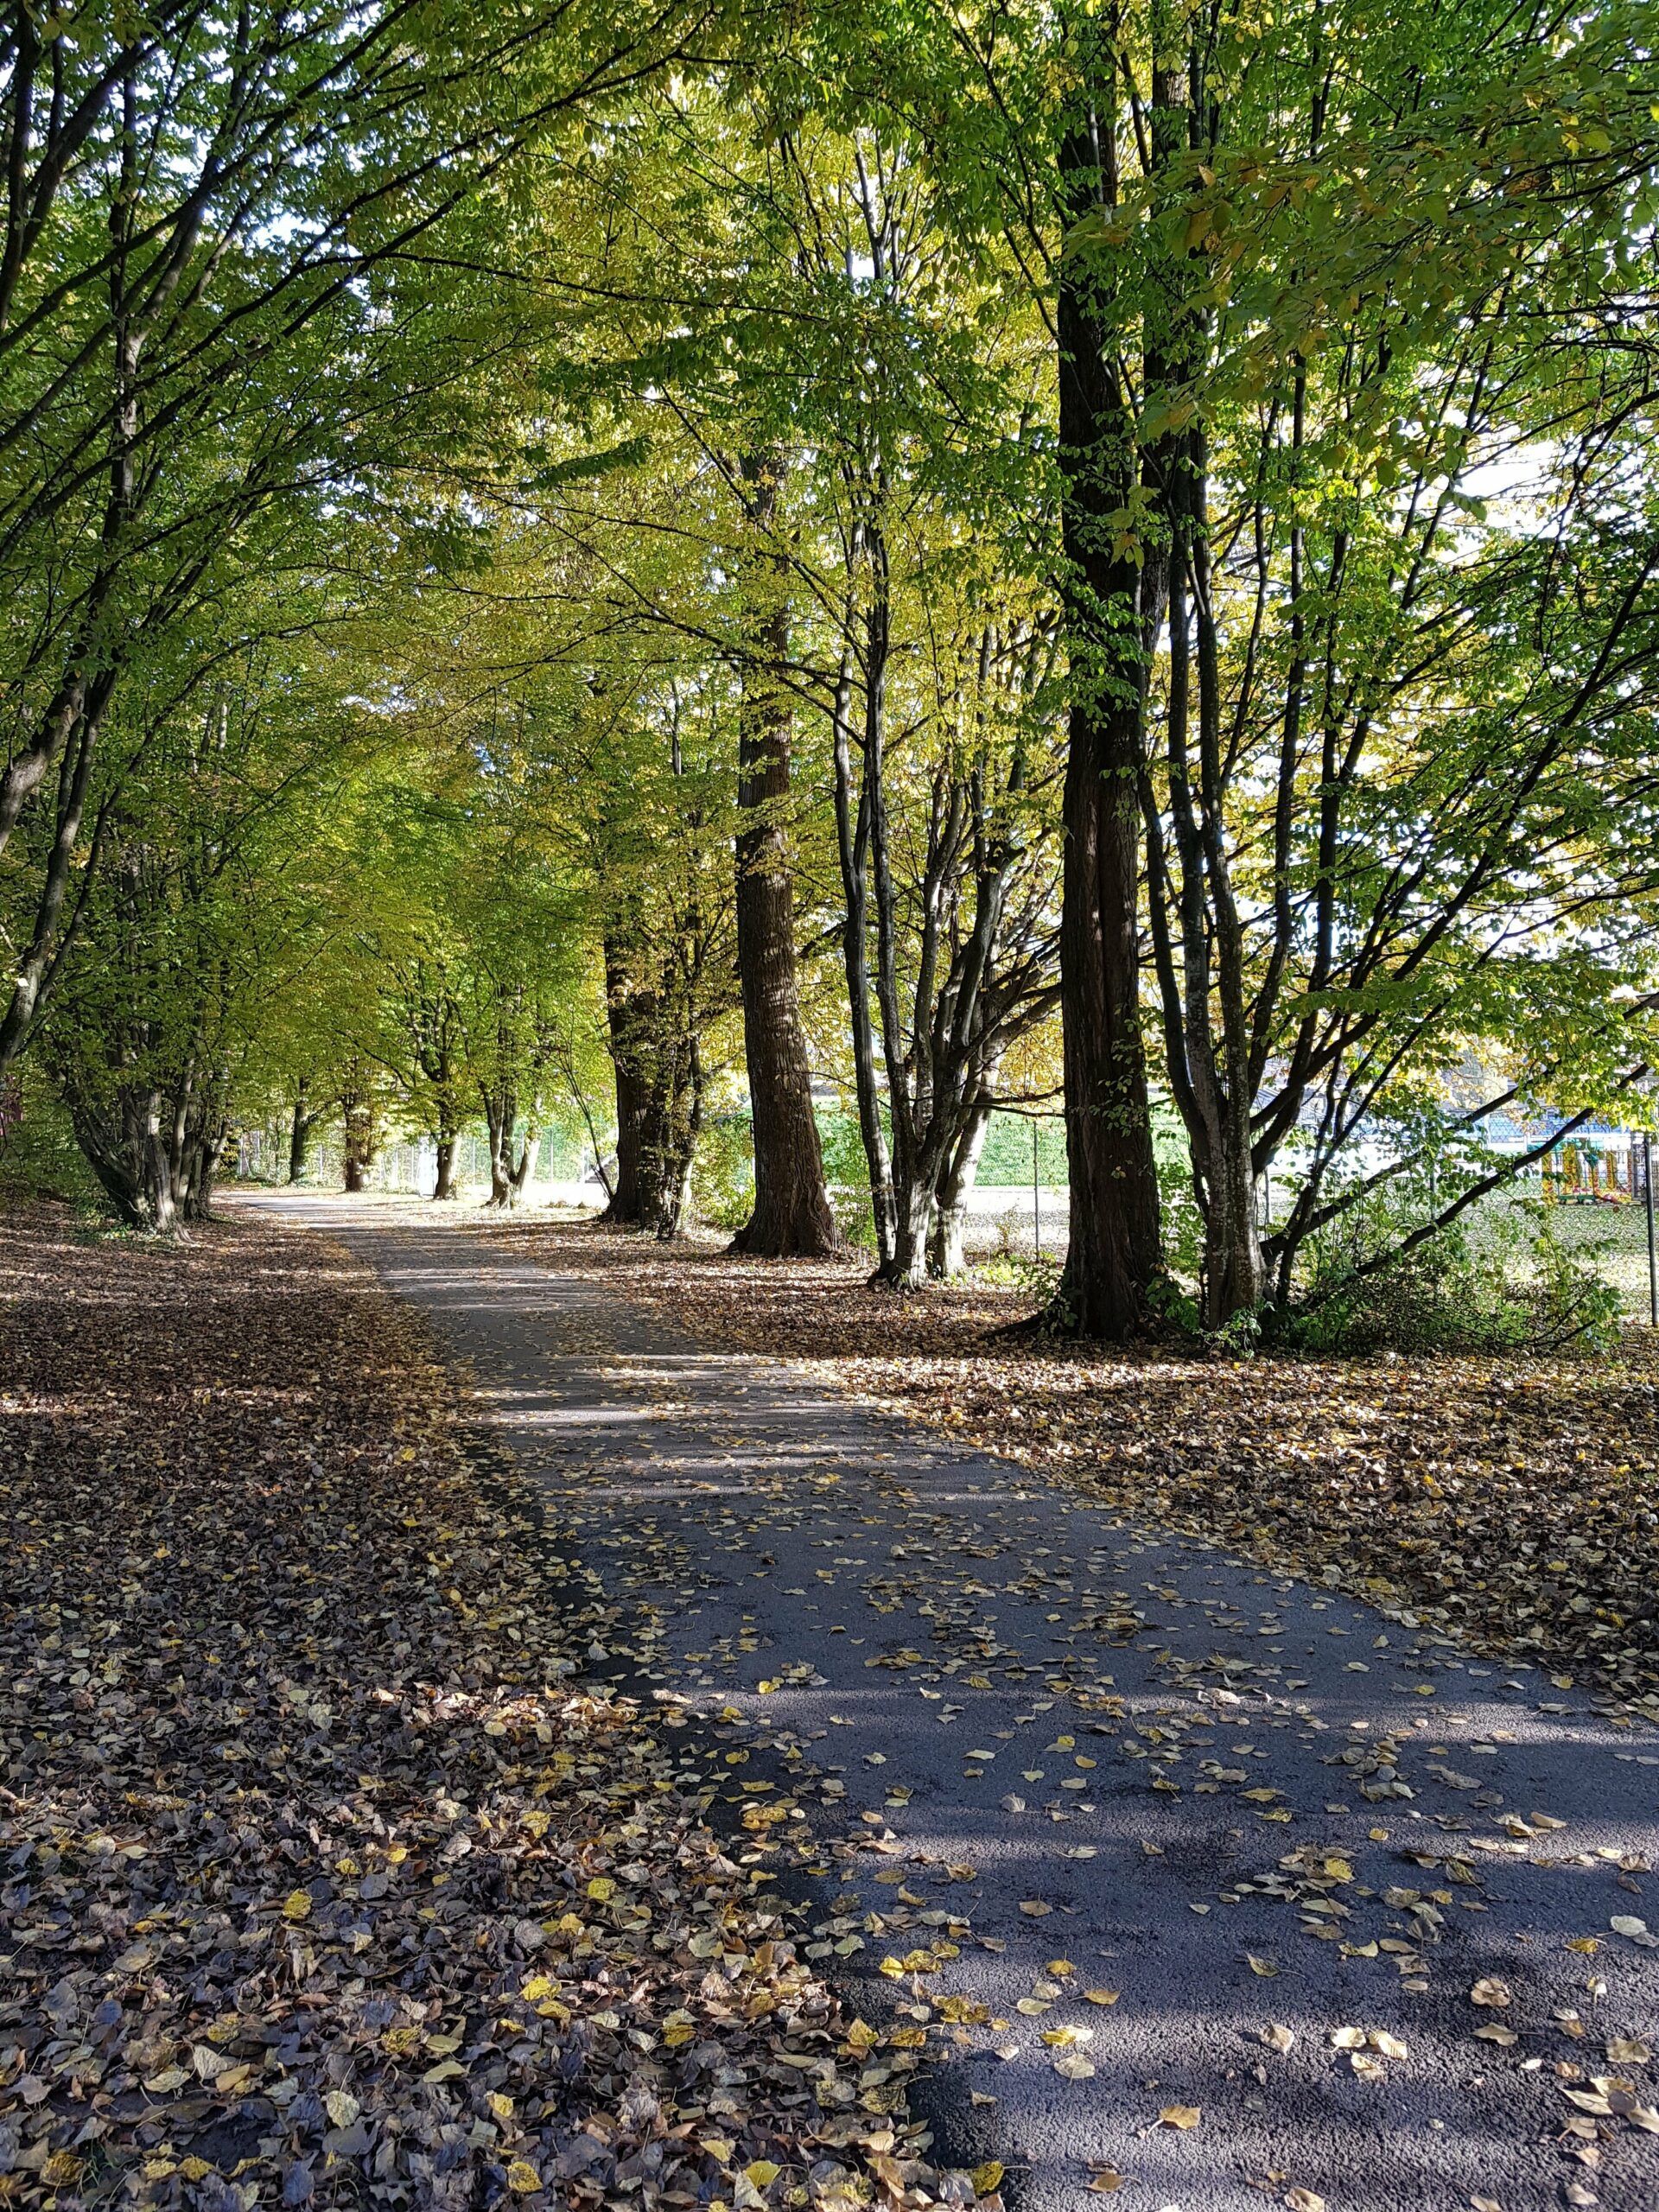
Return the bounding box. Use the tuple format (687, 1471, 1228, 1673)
(509, 1122, 538, 1204)
(481, 1085, 517, 1207)
(601, 941, 649, 1225)
(887, 1177, 934, 1289)
(180, 1121, 225, 1222)
(67, 1084, 175, 1230)
(830, 648, 896, 1268)
(1200, 1110, 1264, 1325)
(730, 452, 838, 1258)
(640, 1036, 702, 1239)
(287, 1078, 316, 1185)
(341, 1081, 377, 1194)
(929, 1084, 996, 1279)
(432, 1132, 458, 1200)
(1052, 84, 1163, 1338)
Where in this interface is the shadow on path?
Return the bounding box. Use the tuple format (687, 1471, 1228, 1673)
(251, 1195, 1659, 2212)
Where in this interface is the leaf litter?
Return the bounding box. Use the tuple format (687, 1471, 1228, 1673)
(322, 1204, 1659, 2204)
(0, 1208, 994, 2212)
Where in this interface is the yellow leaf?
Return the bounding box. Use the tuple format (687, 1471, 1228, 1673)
(323, 2090, 359, 2128)
(1084, 1989, 1121, 2006)
(744, 2161, 782, 2188)
(283, 1890, 312, 1921)
(505, 2161, 543, 2194)
(1247, 1955, 1278, 1978)
(487, 2092, 514, 2122)
(586, 1877, 615, 1902)
(971, 2161, 1006, 2196)
(1159, 2104, 1201, 2129)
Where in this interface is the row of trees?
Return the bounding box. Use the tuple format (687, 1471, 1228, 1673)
(2, 1, 1656, 1335)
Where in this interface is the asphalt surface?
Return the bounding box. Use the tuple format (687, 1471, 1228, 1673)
(257, 1196, 1659, 2212)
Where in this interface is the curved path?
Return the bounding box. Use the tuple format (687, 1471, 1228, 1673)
(254, 1196, 1659, 2212)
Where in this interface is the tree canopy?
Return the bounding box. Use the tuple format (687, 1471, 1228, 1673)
(3, 0, 1656, 1338)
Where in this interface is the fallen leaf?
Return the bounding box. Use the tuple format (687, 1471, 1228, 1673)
(1158, 2104, 1200, 2129)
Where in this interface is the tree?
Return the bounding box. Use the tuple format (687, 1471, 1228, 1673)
(0, 0, 723, 1080)
(730, 451, 840, 1256)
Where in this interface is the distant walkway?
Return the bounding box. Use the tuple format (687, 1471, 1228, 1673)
(256, 1194, 1659, 2212)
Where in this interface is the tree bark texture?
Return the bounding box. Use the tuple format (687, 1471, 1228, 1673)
(730, 453, 837, 1257)
(1053, 89, 1164, 1338)
(601, 938, 651, 1225)
(433, 1133, 458, 1200)
(287, 1078, 318, 1185)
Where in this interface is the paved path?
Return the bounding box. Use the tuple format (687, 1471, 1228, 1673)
(258, 1198, 1659, 2212)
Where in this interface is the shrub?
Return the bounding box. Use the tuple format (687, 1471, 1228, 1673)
(0, 1071, 104, 1210)
(1287, 1192, 1622, 1357)
(820, 1109, 880, 1253)
(690, 1111, 754, 1233)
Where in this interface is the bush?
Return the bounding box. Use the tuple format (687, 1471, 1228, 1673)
(820, 1109, 880, 1253)
(1287, 1191, 1622, 1357)
(0, 1071, 105, 1210)
(975, 1249, 1063, 1302)
(691, 1111, 754, 1233)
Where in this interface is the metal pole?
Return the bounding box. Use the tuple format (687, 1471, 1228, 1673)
(1033, 1120, 1041, 1260)
(1645, 1131, 1656, 1328)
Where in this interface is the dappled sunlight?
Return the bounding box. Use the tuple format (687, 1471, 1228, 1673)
(301, 1201, 1659, 2210)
